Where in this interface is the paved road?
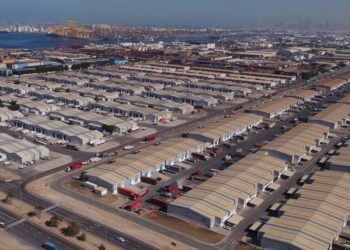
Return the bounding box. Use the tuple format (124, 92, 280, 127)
(0, 206, 21, 226)
(6, 220, 82, 250)
(51, 207, 155, 250)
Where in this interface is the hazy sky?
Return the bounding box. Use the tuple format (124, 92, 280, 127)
(1, 0, 349, 26)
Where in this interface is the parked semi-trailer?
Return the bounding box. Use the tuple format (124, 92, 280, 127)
(66, 161, 83, 172)
(144, 135, 156, 141)
(141, 176, 158, 185)
(191, 152, 209, 161)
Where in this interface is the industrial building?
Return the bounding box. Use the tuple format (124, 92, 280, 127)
(0, 133, 49, 164)
(142, 89, 218, 107)
(84, 81, 145, 95)
(262, 123, 330, 163)
(0, 81, 34, 95)
(285, 89, 318, 102)
(48, 108, 138, 133)
(28, 90, 93, 107)
(168, 152, 288, 228)
(91, 101, 172, 122)
(86, 138, 206, 193)
(250, 97, 300, 119)
(309, 103, 350, 129)
(115, 95, 194, 114)
(316, 78, 347, 90)
(186, 113, 263, 146)
(0, 108, 24, 121)
(11, 115, 104, 145)
(325, 144, 350, 172)
(259, 170, 350, 250)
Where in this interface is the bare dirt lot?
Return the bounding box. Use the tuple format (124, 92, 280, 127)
(63, 179, 128, 206)
(143, 210, 225, 244)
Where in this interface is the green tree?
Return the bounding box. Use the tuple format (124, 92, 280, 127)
(2, 192, 15, 204)
(8, 101, 20, 111)
(102, 124, 116, 134)
(77, 233, 86, 241)
(35, 205, 44, 217)
(98, 244, 106, 250)
(62, 221, 80, 237)
(46, 215, 62, 227)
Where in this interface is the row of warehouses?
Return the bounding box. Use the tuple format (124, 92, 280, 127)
(0, 133, 49, 164)
(85, 113, 265, 192)
(168, 93, 350, 228)
(259, 170, 350, 250)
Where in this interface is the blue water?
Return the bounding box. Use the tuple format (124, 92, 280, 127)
(0, 32, 251, 49)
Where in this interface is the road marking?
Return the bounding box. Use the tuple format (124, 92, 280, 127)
(5, 218, 26, 229)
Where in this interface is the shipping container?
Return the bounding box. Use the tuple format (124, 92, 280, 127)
(137, 188, 149, 197)
(191, 152, 209, 161)
(141, 176, 158, 185)
(213, 146, 224, 154)
(118, 187, 138, 200)
(165, 182, 178, 193)
(125, 199, 144, 211)
(149, 195, 170, 207)
(144, 135, 156, 141)
(69, 161, 83, 170)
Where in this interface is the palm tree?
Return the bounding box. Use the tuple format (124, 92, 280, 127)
(35, 205, 44, 217)
(4, 192, 15, 204)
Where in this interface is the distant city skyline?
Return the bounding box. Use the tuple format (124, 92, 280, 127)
(1, 0, 350, 27)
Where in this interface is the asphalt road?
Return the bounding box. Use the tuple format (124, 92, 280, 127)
(6, 220, 82, 250)
(0, 206, 21, 225)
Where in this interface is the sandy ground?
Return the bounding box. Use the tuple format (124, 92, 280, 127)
(0, 190, 121, 250)
(34, 152, 72, 172)
(0, 230, 36, 250)
(28, 173, 196, 250)
(143, 210, 225, 244)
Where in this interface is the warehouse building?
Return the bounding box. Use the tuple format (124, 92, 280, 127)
(0, 133, 49, 164)
(250, 97, 300, 119)
(91, 101, 172, 122)
(49, 109, 138, 134)
(39, 74, 87, 86)
(0, 81, 34, 95)
(184, 80, 252, 97)
(166, 86, 234, 101)
(11, 115, 104, 145)
(28, 90, 93, 107)
(115, 96, 194, 114)
(84, 81, 144, 95)
(168, 152, 288, 228)
(285, 89, 319, 102)
(142, 89, 218, 107)
(325, 144, 350, 172)
(262, 123, 330, 163)
(66, 87, 119, 101)
(309, 103, 350, 129)
(0, 96, 61, 115)
(0, 108, 24, 121)
(128, 75, 185, 86)
(259, 170, 350, 250)
(316, 78, 347, 91)
(186, 113, 263, 146)
(86, 138, 206, 193)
